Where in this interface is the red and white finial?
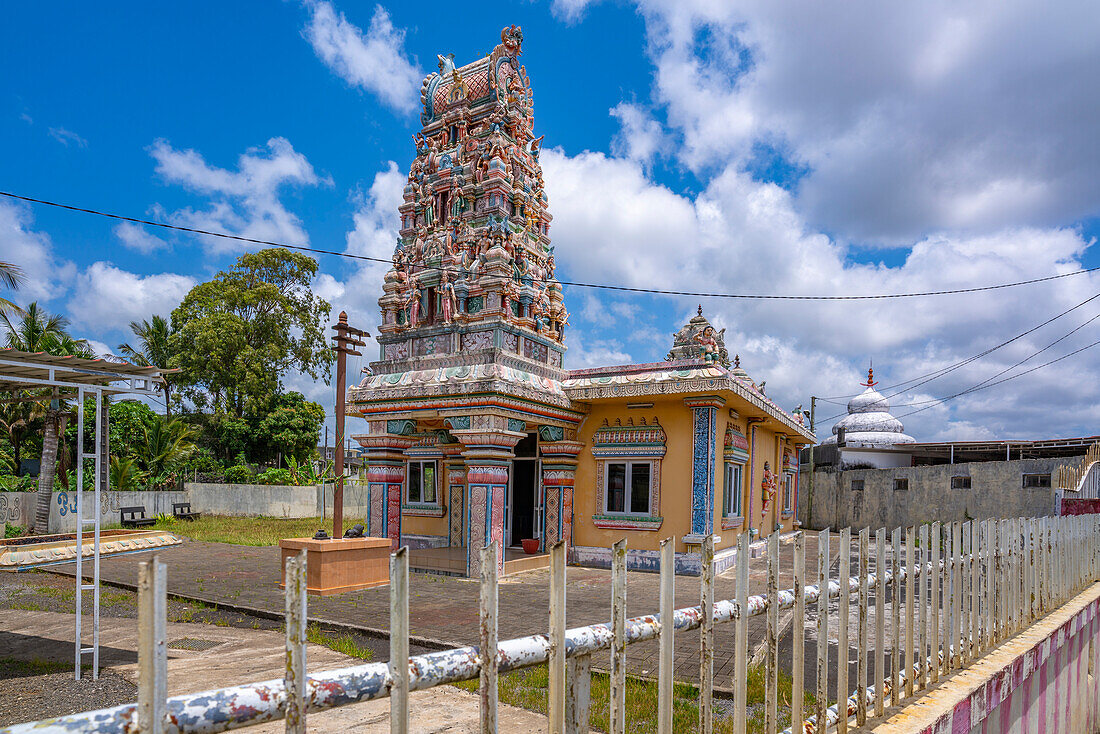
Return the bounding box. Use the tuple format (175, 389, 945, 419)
(860, 361, 877, 387)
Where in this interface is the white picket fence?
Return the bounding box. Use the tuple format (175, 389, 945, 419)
(5, 515, 1100, 734)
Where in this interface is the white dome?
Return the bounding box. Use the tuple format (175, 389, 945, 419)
(821, 369, 916, 447)
(847, 386, 890, 414)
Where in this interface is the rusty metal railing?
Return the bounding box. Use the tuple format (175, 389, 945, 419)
(4, 515, 1099, 734)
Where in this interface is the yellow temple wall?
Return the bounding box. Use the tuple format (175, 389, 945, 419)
(572, 395, 696, 554)
(401, 513, 448, 538)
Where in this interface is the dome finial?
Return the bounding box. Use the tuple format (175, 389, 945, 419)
(860, 361, 877, 387)
(697, 304, 703, 316)
(734, 354, 740, 368)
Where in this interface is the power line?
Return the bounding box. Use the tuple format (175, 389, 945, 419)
(4, 189, 1100, 301)
(817, 291, 1100, 419)
(894, 335, 1100, 420)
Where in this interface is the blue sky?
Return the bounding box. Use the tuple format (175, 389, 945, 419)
(3, 1, 1099, 442)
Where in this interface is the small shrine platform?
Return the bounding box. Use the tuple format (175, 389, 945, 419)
(409, 546, 549, 577)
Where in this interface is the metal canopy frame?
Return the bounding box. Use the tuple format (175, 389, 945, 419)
(0, 349, 166, 680)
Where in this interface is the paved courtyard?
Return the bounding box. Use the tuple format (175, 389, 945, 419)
(49, 533, 838, 691)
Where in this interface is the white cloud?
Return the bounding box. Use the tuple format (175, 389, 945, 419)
(564, 332, 632, 370)
(67, 263, 195, 335)
(302, 2, 422, 114)
(149, 137, 327, 255)
(551, 0, 602, 23)
(636, 0, 1100, 244)
(540, 144, 1100, 441)
(114, 222, 168, 254)
(0, 199, 75, 306)
(337, 161, 406, 330)
(48, 127, 88, 148)
(610, 102, 664, 166)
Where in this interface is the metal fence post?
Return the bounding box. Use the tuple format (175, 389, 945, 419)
(857, 527, 869, 726)
(137, 555, 167, 734)
(891, 527, 901, 707)
(817, 529, 830, 728)
(284, 550, 307, 734)
(550, 541, 567, 734)
(699, 534, 715, 734)
(390, 547, 409, 734)
(566, 653, 592, 734)
(905, 526, 914, 699)
(874, 528, 885, 718)
(765, 532, 779, 734)
(734, 532, 749, 734)
(836, 527, 850, 734)
(917, 523, 927, 691)
(480, 542, 498, 734)
(657, 538, 674, 734)
(930, 521, 940, 684)
(792, 532, 805, 733)
(609, 539, 627, 734)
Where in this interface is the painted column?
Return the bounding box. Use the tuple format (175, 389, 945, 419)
(454, 424, 523, 577)
(540, 439, 584, 554)
(443, 446, 466, 548)
(357, 434, 417, 549)
(684, 396, 726, 536)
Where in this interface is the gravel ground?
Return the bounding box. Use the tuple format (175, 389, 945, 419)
(0, 662, 136, 727)
(0, 570, 418, 726)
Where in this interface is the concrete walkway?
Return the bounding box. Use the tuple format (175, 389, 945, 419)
(1, 609, 546, 732)
(49, 534, 832, 689)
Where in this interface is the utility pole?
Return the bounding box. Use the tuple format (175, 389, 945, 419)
(331, 311, 369, 539)
(805, 396, 817, 527)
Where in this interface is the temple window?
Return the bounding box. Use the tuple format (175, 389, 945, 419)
(449, 125, 458, 144)
(439, 192, 449, 223)
(723, 462, 744, 518)
(592, 418, 665, 530)
(407, 460, 438, 505)
(604, 462, 651, 515)
(1023, 473, 1051, 488)
(951, 475, 972, 489)
(782, 474, 793, 512)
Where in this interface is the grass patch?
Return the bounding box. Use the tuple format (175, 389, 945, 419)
(0, 657, 88, 677)
(305, 623, 374, 661)
(453, 663, 814, 733)
(151, 515, 336, 546)
(35, 586, 75, 602)
(10, 599, 47, 612)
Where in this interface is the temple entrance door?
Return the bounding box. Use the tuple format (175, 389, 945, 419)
(508, 459, 537, 547)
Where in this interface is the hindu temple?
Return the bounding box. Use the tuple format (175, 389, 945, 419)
(348, 26, 814, 577)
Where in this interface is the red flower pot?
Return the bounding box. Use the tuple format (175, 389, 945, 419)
(521, 538, 541, 554)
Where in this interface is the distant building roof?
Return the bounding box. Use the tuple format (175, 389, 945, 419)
(822, 365, 915, 448)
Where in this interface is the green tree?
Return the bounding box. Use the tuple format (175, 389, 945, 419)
(170, 248, 333, 418)
(0, 399, 43, 474)
(0, 260, 25, 316)
(254, 391, 325, 464)
(108, 456, 146, 492)
(1, 303, 93, 532)
(117, 315, 176, 415)
(137, 416, 197, 480)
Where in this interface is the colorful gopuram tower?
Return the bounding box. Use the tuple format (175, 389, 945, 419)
(349, 26, 584, 578)
(376, 23, 568, 362)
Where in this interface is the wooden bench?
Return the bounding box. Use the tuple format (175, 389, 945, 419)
(172, 502, 200, 521)
(120, 506, 155, 528)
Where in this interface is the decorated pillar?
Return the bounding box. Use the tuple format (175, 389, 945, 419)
(684, 396, 726, 537)
(453, 418, 524, 577)
(443, 445, 466, 547)
(539, 431, 584, 555)
(357, 430, 417, 550)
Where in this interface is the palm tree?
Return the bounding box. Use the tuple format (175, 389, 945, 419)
(1, 303, 93, 533)
(108, 456, 146, 492)
(0, 399, 44, 474)
(138, 416, 196, 481)
(0, 261, 25, 317)
(118, 315, 175, 415)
